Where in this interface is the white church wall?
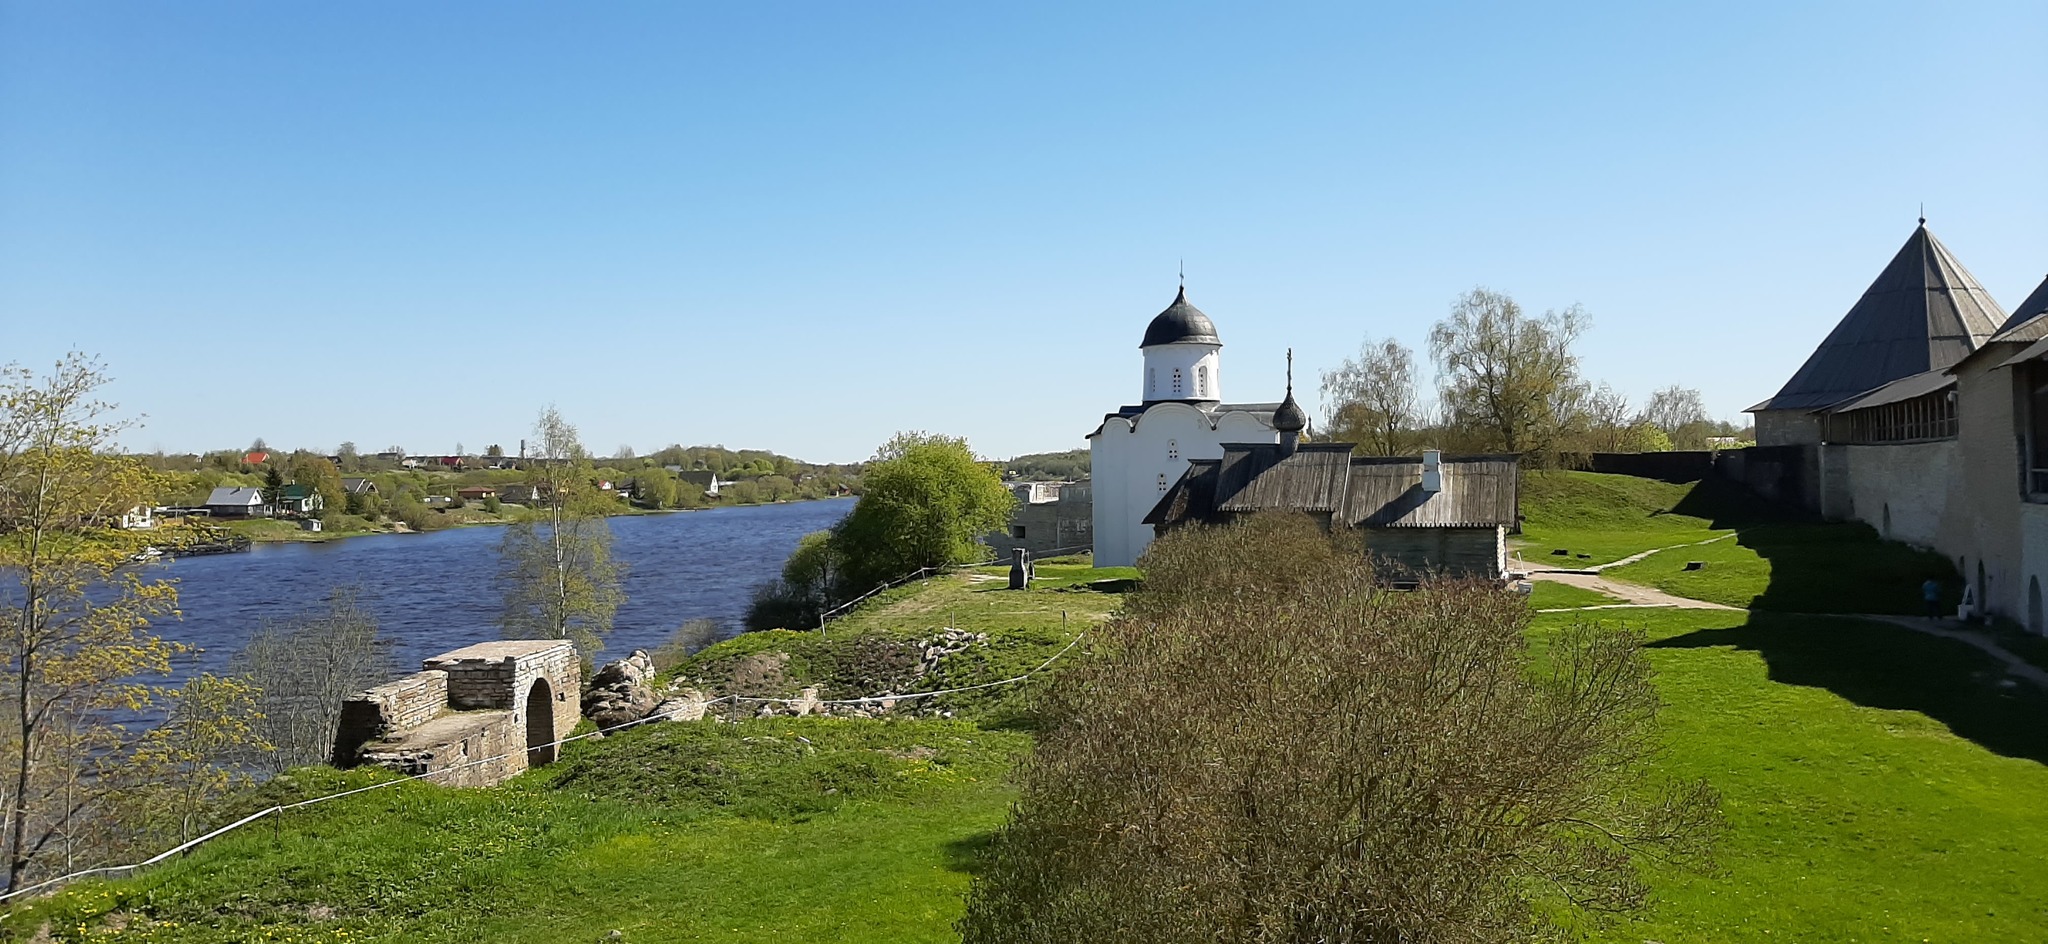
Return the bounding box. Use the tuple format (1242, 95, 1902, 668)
(1089, 404, 1277, 567)
(1141, 343, 1222, 402)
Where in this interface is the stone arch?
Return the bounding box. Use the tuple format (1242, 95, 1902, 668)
(2030, 577, 2043, 636)
(525, 677, 557, 767)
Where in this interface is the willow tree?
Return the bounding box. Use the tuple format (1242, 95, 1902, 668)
(0, 353, 182, 889)
(498, 407, 624, 653)
(1428, 288, 1590, 460)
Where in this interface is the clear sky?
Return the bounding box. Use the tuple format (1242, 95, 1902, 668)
(3, 2, 2043, 463)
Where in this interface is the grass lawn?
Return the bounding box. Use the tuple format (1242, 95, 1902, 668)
(1516, 471, 1731, 566)
(1544, 607, 2048, 942)
(1605, 521, 1957, 615)
(5, 720, 1023, 944)
(1525, 580, 1625, 609)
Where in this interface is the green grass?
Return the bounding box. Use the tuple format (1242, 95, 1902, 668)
(1606, 522, 1957, 614)
(7, 720, 1023, 944)
(1516, 471, 1731, 566)
(1525, 580, 1625, 610)
(1537, 607, 2048, 942)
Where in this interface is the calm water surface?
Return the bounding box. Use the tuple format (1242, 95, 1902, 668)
(154, 498, 853, 679)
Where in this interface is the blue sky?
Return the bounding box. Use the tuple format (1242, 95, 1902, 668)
(3, 2, 2043, 463)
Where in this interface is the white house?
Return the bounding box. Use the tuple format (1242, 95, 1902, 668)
(1087, 287, 1283, 567)
(204, 486, 270, 518)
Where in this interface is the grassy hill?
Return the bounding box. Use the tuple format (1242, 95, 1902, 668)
(10, 474, 2046, 941)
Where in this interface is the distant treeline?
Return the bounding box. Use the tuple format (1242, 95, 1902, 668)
(1003, 449, 1089, 481)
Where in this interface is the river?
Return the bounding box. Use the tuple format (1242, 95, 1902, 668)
(150, 498, 854, 680)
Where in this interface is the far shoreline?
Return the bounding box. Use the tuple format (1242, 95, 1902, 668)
(226, 495, 856, 545)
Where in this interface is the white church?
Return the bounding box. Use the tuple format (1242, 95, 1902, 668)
(1087, 286, 1293, 567)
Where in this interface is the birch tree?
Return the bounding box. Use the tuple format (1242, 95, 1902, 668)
(498, 407, 624, 653)
(0, 353, 182, 889)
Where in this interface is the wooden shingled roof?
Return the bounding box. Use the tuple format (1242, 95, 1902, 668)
(1144, 445, 1519, 530)
(1343, 456, 1518, 528)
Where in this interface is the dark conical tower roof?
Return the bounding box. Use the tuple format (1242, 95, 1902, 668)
(1992, 273, 2048, 344)
(1142, 286, 1222, 348)
(1750, 222, 2006, 412)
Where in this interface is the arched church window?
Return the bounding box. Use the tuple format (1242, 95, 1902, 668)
(1197, 365, 1208, 397)
(1167, 440, 1179, 461)
(1148, 367, 1156, 396)
(1157, 473, 1168, 492)
(1172, 368, 1184, 397)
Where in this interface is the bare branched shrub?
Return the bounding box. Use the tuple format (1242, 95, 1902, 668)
(232, 587, 395, 772)
(959, 513, 1719, 944)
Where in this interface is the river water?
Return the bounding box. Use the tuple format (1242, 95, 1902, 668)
(150, 498, 854, 680)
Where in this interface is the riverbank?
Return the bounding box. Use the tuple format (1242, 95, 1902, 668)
(223, 497, 851, 544)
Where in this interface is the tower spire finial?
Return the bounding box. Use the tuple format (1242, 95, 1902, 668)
(1285, 348, 1294, 395)
(1178, 258, 1184, 290)
(1919, 202, 1926, 227)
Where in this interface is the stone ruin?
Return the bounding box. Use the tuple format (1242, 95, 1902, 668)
(332, 640, 582, 788)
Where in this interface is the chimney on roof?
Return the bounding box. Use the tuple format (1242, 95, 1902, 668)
(1421, 450, 1443, 493)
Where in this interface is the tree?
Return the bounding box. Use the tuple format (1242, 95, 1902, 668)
(744, 530, 844, 631)
(1638, 385, 1709, 437)
(1428, 288, 1589, 460)
(498, 407, 625, 653)
(830, 432, 1014, 591)
(288, 451, 345, 522)
(249, 437, 268, 453)
(486, 443, 505, 458)
(231, 588, 394, 772)
(1582, 383, 1633, 453)
(261, 466, 286, 512)
(0, 354, 183, 889)
(614, 444, 635, 462)
(633, 469, 678, 509)
(119, 674, 268, 850)
(336, 441, 359, 472)
(959, 515, 1719, 943)
(1319, 336, 1422, 456)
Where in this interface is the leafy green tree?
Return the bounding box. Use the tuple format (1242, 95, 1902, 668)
(498, 407, 625, 653)
(1429, 288, 1589, 459)
(831, 432, 1014, 591)
(633, 470, 678, 509)
(486, 443, 505, 457)
(288, 451, 345, 521)
(119, 674, 268, 849)
(0, 353, 184, 889)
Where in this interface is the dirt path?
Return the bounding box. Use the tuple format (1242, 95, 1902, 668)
(1531, 570, 1742, 612)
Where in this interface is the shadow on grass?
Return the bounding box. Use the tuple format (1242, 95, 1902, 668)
(942, 829, 998, 875)
(1670, 477, 1959, 615)
(1649, 613, 2048, 764)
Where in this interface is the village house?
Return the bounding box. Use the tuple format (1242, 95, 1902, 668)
(456, 485, 499, 502)
(203, 486, 270, 518)
(341, 477, 378, 495)
(1744, 220, 2048, 633)
(276, 484, 323, 516)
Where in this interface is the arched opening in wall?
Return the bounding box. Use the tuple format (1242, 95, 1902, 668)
(1881, 504, 1890, 538)
(1172, 368, 1184, 397)
(2030, 577, 2044, 636)
(1147, 367, 1156, 397)
(1197, 365, 1208, 397)
(1167, 439, 1179, 461)
(525, 678, 557, 767)
(1157, 473, 1168, 492)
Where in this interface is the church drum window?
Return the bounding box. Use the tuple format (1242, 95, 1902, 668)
(1167, 439, 1179, 461)
(1172, 368, 1183, 397)
(1158, 473, 1168, 492)
(1197, 365, 1208, 397)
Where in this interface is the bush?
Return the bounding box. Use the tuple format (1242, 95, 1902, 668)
(958, 513, 1720, 944)
(482, 496, 502, 514)
(650, 618, 724, 673)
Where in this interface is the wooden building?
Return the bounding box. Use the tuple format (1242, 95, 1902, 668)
(1144, 440, 1520, 580)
